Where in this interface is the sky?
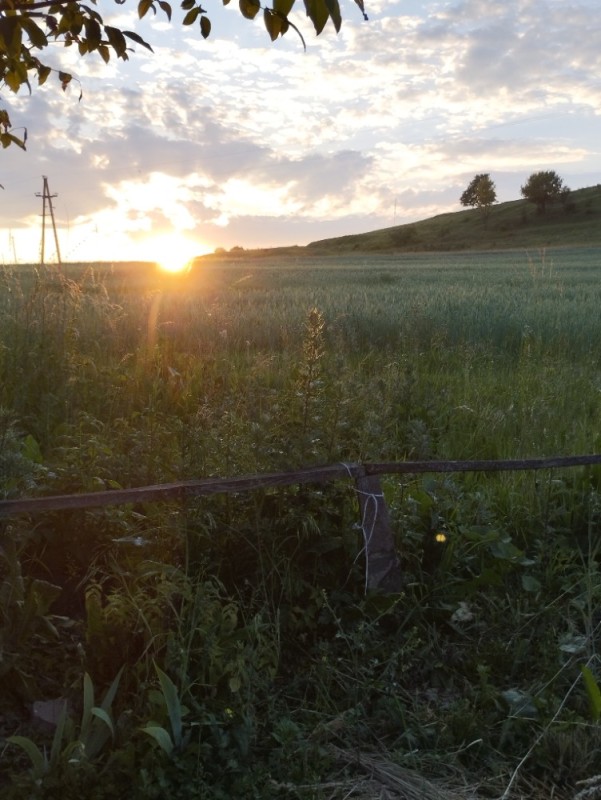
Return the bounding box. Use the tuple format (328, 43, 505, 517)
(1, 0, 600, 265)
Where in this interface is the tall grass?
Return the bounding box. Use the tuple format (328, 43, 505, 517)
(1, 249, 601, 798)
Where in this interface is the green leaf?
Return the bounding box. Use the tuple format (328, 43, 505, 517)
(183, 7, 200, 24)
(154, 663, 182, 748)
(274, 0, 294, 15)
(123, 30, 154, 51)
(7, 736, 47, 778)
(263, 9, 283, 40)
(22, 434, 42, 464)
(580, 665, 601, 721)
(0, 132, 26, 150)
(239, 0, 261, 20)
(4, 70, 22, 93)
(158, 0, 173, 19)
(181, 0, 196, 8)
(105, 26, 128, 58)
(140, 725, 174, 755)
(100, 666, 124, 715)
(21, 17, 49, 49)
(84, 17, 102, 48)
(58, 71, 72, 90)
(0, 17, 22, 57)
(200, 15, 211, 38)
(91, 707, 114, 737)
(81, 672, 95, 736)
(49, 703, 68, 768)
(354, 0, 368, 20)
(324, 0, 341, 31)
(82, 667, 123, 759)
(521, 574, 541, 593)
(138, 0, 155, 18)
(303, 0, 329, 34)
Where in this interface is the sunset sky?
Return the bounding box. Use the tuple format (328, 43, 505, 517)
(1, 0, 600, 265)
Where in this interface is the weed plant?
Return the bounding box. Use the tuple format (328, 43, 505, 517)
(1, 251, 601, 797)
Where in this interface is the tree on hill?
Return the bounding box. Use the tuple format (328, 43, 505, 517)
(521, 170, 569, 213)
(0, 0, 368, 149)
(460, 174, 497, 217)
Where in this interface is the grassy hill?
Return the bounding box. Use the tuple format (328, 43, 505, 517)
(305, 184, 601, 254)
(204, 185, 601, 261)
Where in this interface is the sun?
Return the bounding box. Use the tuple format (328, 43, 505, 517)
(145, 234, 201, 273)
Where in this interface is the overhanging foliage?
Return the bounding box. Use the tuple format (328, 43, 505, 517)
(0, 0, 368, 148)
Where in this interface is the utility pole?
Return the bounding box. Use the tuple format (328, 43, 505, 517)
(35, 176, 62, 268)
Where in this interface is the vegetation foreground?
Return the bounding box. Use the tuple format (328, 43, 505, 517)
(1, 248, 601, 799)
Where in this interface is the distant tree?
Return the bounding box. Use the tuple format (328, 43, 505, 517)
(0, 0, 368, 149)
(520, 170, 569, 213)
(460, 174, 497, 217)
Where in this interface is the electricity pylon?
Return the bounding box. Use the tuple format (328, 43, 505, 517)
(36, 176, 62, 268)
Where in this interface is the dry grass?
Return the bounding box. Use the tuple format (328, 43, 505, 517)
(271, 747, 583, 800)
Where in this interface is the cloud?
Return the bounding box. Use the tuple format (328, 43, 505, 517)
(1, 0, 600, 261)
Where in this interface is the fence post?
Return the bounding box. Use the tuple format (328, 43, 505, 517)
(355, 474, 402, 593)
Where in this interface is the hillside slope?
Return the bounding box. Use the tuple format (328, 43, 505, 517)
(306, 184, 601, 254)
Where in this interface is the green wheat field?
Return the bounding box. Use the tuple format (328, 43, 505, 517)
(1, 246, 600, 799)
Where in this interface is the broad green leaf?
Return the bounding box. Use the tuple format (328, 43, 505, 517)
(158, 0, 173, 19)
(154, 663, 182, 747)
(580, 665, 601, 721)
(303, 0, 329, 34)
(239, 0, 261, 20)
(521, 574, 541, 593)
(0, 17, 22, 57)
(38, 65, 52, 86)
(100, 666, 124, 714)
(274, 0, 294, 16)
(183, 7, 200, 24)
(49, 703, 68, 768)
(324, 0, 341, 32)
(58, 71, 72, 90)
(200, 15, 211, 38)
(138, 0, 155, 18)
(21, 17, 49, 49)
(140, 725, 174, 755)
(264, 9, 283, 40)
(22, 434, 42, 464)
(84, 17, 102, 47)
(181, 0, 196, 7)
(105, 26, 127, 58)
(0, 132, 26, 150)
(91, 706, 114, 736)
(4, 70, 22, 93)
(7, 736, 47, 777)
(83, 667, 122, 759)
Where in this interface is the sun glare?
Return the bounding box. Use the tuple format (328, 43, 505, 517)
(146, 234, 201, 273)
